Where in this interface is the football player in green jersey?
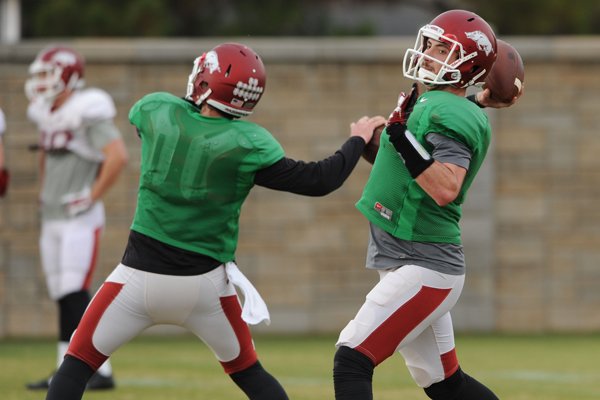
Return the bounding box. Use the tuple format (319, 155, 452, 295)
(45, 42, 385, 400)
(333, 10, 519, 400)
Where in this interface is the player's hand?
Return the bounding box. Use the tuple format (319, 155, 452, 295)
(385, 84, 433, 178)
(350, 115, 387, 144)
(61, 187, 93, 217)
(387, 83, 420, 126)
(475, 86, 524, 108)
(0, 168, 9, 197)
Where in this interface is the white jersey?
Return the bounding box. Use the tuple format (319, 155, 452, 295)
(27, 88, 121, 220)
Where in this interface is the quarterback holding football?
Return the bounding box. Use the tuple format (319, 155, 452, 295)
(336, 9, 522, 400)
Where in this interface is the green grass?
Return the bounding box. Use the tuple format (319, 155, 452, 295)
(1, 333, 600, 399)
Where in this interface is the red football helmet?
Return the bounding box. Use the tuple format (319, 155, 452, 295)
(403, 9, 497, 88)
(25, 45, 85, 101)
(185, 43, 266, 118)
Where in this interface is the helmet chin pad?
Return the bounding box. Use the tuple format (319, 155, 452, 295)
(416, 63, 456, 86)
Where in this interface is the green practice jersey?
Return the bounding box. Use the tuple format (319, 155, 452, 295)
(129, 92, 285, 262)
(356, 90, 491, 244)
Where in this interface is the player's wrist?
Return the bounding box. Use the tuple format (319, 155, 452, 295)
(387, 123, 434, 178)
(61, 187, 94, 217)
(467, 93, 485, 108)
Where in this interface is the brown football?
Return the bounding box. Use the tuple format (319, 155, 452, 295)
(483, 39, 525, 103)
(362, 124, 384, 164)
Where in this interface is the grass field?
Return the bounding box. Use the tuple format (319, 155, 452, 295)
(1, 333, 600, 399)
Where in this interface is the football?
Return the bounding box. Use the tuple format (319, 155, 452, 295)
(483, 39, 525, 103)
(362, 124, 385, 164)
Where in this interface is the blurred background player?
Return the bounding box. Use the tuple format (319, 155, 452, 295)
(333, 9, 520, 400)
(25, 45, 128, 390)
(0, 107, 9, 197)
(44, 42, 384, 400)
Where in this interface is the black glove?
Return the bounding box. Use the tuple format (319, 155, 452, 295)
(386, 84, 433, 178)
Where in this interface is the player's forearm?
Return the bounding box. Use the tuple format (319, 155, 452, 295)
(254, 136, 365, 196)
(415, 161, 465, 206)
(91, 139, 128, 201)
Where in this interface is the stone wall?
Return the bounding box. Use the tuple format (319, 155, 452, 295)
(0, 37, 597, 337)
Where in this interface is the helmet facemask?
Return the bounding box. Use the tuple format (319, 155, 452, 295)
(404, 25, 476, 87)
(185, 53, 214, 109)
(25, 65, 82, 102)
(25, 47, 85, 102)
(403, 10, 497, 89)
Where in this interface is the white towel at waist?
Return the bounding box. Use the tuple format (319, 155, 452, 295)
(225, 262, 271, 325)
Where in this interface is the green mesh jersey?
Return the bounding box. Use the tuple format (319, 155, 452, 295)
(356, 90, 491, 244)
(128, 92, 285, 262)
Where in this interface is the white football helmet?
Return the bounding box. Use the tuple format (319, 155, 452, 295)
(25, 46, 85, 101)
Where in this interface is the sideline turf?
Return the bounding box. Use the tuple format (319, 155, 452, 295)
(1, 333, 599, 399)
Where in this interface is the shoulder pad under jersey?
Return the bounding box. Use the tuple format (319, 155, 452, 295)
(72, 88, 117, 123)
